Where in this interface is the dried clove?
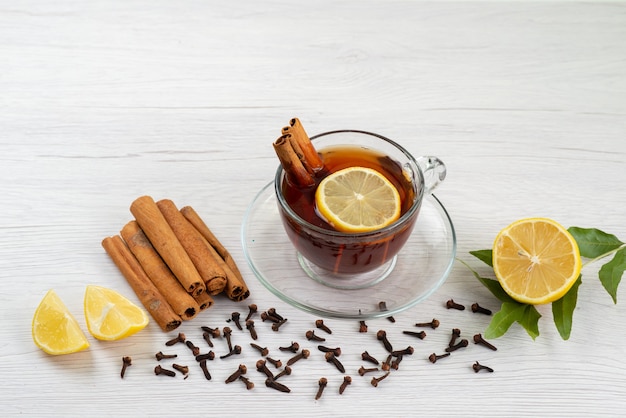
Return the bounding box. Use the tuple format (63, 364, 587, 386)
(279, 341, 299, 353)
(165, 332, 185, 346)
(317, 345, 341, 357)
(265, 377, 291, 393)
(315, 377, 328, 400)
(274, 366, 292, 380)
(239, 375, 255, 390)
(199, 359, 211, 380)
(154, 365, 176, 377)
(359, 320, 368, 333)
(202, 331, 214, 347)
(220, 345, 242, 359)
(225, 364, 247, 383)
(315, 319, 332, 334)
(448, 328, 461, 347)
(245, 304, 258, 321)
(120, 356, 131, 379)
(195, 351, 215, 362)
(358, 366, 378, 376)
(266, 357, 282, 368)
(223, 327, 233, 351)
(186, 340, 200, 356)
(391, 346, 414, 357)
(172, 364, 189, 375)
(250, 342, 269, 356)
(376, 329, 393, 353)
(446, 299, 465, 310)
(471, 303, 492, 316)
(428, 352, 450, 363)
(305, 330, 326, 342)
(415, 318, 440, 329)
(246, 319, 258, 340)
(473, 333, 498, 351)
(370, 372, 390, 387)
(271, 318, 288, 332)
(325, 352, 346, 373)
(256, 359, 275, 379)
(155, 351, 177, 361)
(286, 349, 310, 366)
(361, 351, 379, 365)
(339, 376, 352, 394)
(473, 361, 494, 373)
(267, 307, 284, 321)
(231, 312, 242, 330)
(445, 339, 469, 353)
(403, 330, 426, 340)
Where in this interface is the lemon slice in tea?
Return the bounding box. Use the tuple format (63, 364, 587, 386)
(492, 217, 582, 304)
(315, 166, 401, 233)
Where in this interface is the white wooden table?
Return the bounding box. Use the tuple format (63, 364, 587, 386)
(2, 1, 625, 416)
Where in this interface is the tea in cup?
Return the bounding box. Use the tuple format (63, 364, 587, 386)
(273, 122, 445, 288)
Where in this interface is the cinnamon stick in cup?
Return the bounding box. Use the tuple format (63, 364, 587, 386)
(156, 199, 228, 295)
(282, 117, 325, 174)
(120, 221, 203, 320)
(273, 134, 316, 188)
(130, 196, 205, 297)
(102, 235, 182, 332)
(180, 205, 250, 301)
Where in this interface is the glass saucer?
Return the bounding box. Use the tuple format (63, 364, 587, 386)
(241, 181, 457, 319)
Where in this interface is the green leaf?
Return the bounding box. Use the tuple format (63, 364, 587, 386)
(469, 249, 493, 267)
(476, 277, 516, 304)
(598, 247, 626, 304)
(518, 304, 542, 340)
(567, 227, 624, 258)
(484, 302, 541, 340)
(552, 275, 582, 340)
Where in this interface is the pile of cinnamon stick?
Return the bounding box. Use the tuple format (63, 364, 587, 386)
(102, 196, 250, 331)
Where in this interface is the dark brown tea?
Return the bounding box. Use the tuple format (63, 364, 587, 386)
(279, 145, 419, 274)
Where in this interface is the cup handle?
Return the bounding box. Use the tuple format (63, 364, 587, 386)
(416, 156, 446, 194)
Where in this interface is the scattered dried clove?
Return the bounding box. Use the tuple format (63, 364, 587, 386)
(415, 318, 440, 329)
(370, 371, 390, 387)
(376, 330, 393, 353)
(361, 351, 379, 365)
(231, 312, 242, 330)
(120, 356, 131, 379)
(471, 303, 492, 315)
(155, 351, 177, 361)
(317, 345, 341, 357)
(473, 333, 498, 351)
(305, 330, 326, 342)
(245, 304, 258, 321)
(165, 332, 186, 346)
(446, 299, 465, 310)
(279, 342, 300, 353)
(445, 339, 469, 353)
(286, 349, 310, 366)
(154, 365, 176, 377)
(315, 319, 332, 334)
(339, 376, 352, 394)
(246, 319, 258, 340)
(315, 377, 328, 400)
(359, 320, 368, 333)
(428, 352, 450, 363)
(473, 361, 494, 373)
(403, 330, 426, 340)
(250, 342, 269, 356)
(325, 352, 345, 373)
(172, 364, 189, 375)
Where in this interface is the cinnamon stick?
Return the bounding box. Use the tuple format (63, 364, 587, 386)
(120, 221, 203, 321)
(102, 235, 182, 332)
(130, 196, 205, 297)
(156, 199, 228, 295)
(193, 289, 215, 312)
(273, 133, 315, 188)
(283, 117, 324, 173)
(180, 205, 251, 301)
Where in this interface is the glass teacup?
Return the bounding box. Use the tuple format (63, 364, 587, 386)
(275, 130, 446, 289)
